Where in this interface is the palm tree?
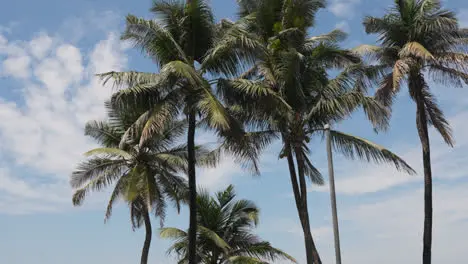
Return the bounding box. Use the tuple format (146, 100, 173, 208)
(160, 185, 297, 264)
(359, 1, 468, 263)
(216, 1, 417, 263)
(71, 101, 198, 264)
(97, 1, 266, 262)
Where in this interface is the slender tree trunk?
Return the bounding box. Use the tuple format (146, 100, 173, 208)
(187, 110, 198, 264)
(140, 208, 152, 264)
(294, 145, 322, 264)
(283, 138, 322, 264)
(415, 90, 433, 264)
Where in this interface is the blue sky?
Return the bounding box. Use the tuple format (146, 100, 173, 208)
(1, 0, 468, 263)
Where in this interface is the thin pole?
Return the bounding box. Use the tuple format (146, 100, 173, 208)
(325, 124, 342, 264)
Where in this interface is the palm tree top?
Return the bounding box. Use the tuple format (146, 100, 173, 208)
(161, 185, 297, 263)
(358, 0, 468, 146)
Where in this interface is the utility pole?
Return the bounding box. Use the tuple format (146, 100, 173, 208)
(325, 124, 342, 264)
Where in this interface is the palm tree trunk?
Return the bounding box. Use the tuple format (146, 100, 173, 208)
(283, 139, 322, 264)
(415, 91, 433, 264)
(187, 110, 198, 264)
(141, 208, 152, 264)
(294, 146, 322, 264)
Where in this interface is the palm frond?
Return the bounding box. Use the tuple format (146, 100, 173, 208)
(329, 130, 416, 174)
(302, 155, 324, 185)
(307, 29, 347, 44)
(97, 71, 160, 88)
(392, 59, 410, 91)
(198, 225, 231, 253)
(122, 14, 188, 65)
(105, 173, 130, 221)
(84, 148, 132, 159)
(399, 41, 434, 60)
(160, 227, 188, 239)
(71, 158, 126, 189)
(84, 121, 122, 148)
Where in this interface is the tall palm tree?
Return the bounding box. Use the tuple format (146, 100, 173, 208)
(359, 1, 468, 263)
(71, 101, 202, 264)
(98, 1, 266, 262)
(216, 1, 417, 263)
(160, 185, 297, 264)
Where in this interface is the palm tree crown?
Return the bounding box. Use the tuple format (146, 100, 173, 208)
(161, 185, 297, 264)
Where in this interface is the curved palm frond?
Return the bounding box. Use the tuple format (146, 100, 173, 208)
(329, 130, 416, 174)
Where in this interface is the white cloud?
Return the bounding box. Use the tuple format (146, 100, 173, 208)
(0, 22, 128, 214)
(329, 0, 361, 19)
(198, 155, 242, 191)
(2, 54, 31, 78)
(340, 181, 468, 264)
(29, 34, 53, 59)
(335, 21, 350, 32)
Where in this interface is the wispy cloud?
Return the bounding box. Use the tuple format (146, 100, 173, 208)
(0, 19, 128, 214)
(340, 181, 468, 264)
(329, 0, 361, 19)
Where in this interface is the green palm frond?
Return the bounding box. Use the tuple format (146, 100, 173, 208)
(202, 18, 263, 77)
(306, 29, 347, 45)
(84, 148, 132, 159)
(198, 84, 232, 131)
(72, 163, 124, 206)
(105, 173, 130, 221)
(198, 225, 231, 253)
(97, 71, 160, 88)
(122, 14, 188, 65)
(84, 121, 122, 148)
(161, 60, 204, 87)
(71, 158, 126, 189)
(150, 1, 185, 40)
(139, 101, 180, 146)
(162, 185, 294, 263)
(183, 0, 215, 62)
(329, 130, 416, 174)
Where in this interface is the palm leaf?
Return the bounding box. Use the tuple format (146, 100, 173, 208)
(198, 225, 231, 253)
(329, 130, 416, 174)
(84, 121, 122, 148)
(122, 14, 188, 65)
(70, 158, 126, 189)
(399, 41, 434, 60)
(160, 227, 188, 239)
(84, 147, 132, 159)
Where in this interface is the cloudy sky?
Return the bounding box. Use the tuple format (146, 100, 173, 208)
(1, 0, 468, 263)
